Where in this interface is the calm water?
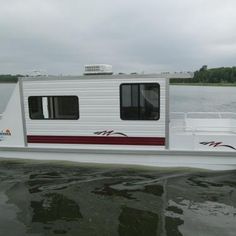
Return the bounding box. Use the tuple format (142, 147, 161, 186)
(0, 84, 236, 236)
(170, 85, 236, 112)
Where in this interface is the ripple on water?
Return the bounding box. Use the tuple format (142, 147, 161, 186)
(0, 160, 235, 236)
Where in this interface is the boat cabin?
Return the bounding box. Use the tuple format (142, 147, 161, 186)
(1, 71, 170, 149)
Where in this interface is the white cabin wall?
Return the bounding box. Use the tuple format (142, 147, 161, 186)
(22, 77, 166, 149)
(0, 83, 25, 147)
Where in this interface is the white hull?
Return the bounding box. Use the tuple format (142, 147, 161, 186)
(0, 147, 236, 171)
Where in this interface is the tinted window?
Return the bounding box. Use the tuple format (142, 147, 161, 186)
(28, 97, 44, 119)
(28, 96, 79, 120)
(120, 83, 160, 120)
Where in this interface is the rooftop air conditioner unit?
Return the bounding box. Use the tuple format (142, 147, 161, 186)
(84, 64, 113, 75)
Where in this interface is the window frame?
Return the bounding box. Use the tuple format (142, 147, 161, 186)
(28, 95, 80, 120)
(120, 83, 160, 121)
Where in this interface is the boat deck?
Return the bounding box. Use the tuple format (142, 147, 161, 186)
(170, 112, 236, 134)
(170, 112, 236, 151)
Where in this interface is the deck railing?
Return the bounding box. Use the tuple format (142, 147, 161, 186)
(170, 112, 236, 134)
(170, 112, 236, 120)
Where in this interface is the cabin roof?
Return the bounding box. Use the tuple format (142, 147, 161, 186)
(20, 72, 193, 82)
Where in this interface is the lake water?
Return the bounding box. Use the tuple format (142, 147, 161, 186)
(170, 85, 236, 112)
(0, 84, 236, 236)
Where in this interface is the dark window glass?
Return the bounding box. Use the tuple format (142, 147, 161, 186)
(28, 97, 44, 119)
(28, 96, 79, 120)
(120, 83, 160, 120)
(51, 96, 79, 119)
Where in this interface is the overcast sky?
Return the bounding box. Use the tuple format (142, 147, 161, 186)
(0, 0, 236, 75)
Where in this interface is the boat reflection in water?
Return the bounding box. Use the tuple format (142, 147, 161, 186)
(0, 160, 235, 236)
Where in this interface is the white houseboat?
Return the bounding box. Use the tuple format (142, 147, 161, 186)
(0, 65, 236, 170)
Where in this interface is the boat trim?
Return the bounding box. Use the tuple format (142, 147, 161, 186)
(165, 78, 170, 149)
(19, 80, 27, 147)
(27, 135, 166, 146)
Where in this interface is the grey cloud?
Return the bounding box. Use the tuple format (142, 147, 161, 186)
(0, 0, 236, 75)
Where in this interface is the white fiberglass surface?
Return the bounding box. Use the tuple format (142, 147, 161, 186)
(0, 83, 16, 114)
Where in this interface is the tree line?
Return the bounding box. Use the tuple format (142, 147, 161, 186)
(170, 66, 236, 84)
(0, 74, 20, 82)
(1, 66, 236, 84)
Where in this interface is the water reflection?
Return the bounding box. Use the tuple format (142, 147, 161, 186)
(165, 199, 236, 236)
(0, 160, 235, 235)
(118, 207, 159, 236)
(31, 193, 82, 223)
(165, 216, 183, 236)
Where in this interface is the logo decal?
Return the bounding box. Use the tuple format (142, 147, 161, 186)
(94, 130, 128, 137)
(200, 141, 236, 151)
(0, 129, 12, 141)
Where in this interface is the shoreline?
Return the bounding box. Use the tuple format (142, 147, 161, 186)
(170, 83, 236, 87)
(1, 80, 236, 87)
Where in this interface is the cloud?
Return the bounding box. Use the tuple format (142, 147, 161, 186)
(0, 0, 236, 74)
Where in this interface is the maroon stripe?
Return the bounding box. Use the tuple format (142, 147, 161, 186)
(27, 135, 165, 146)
